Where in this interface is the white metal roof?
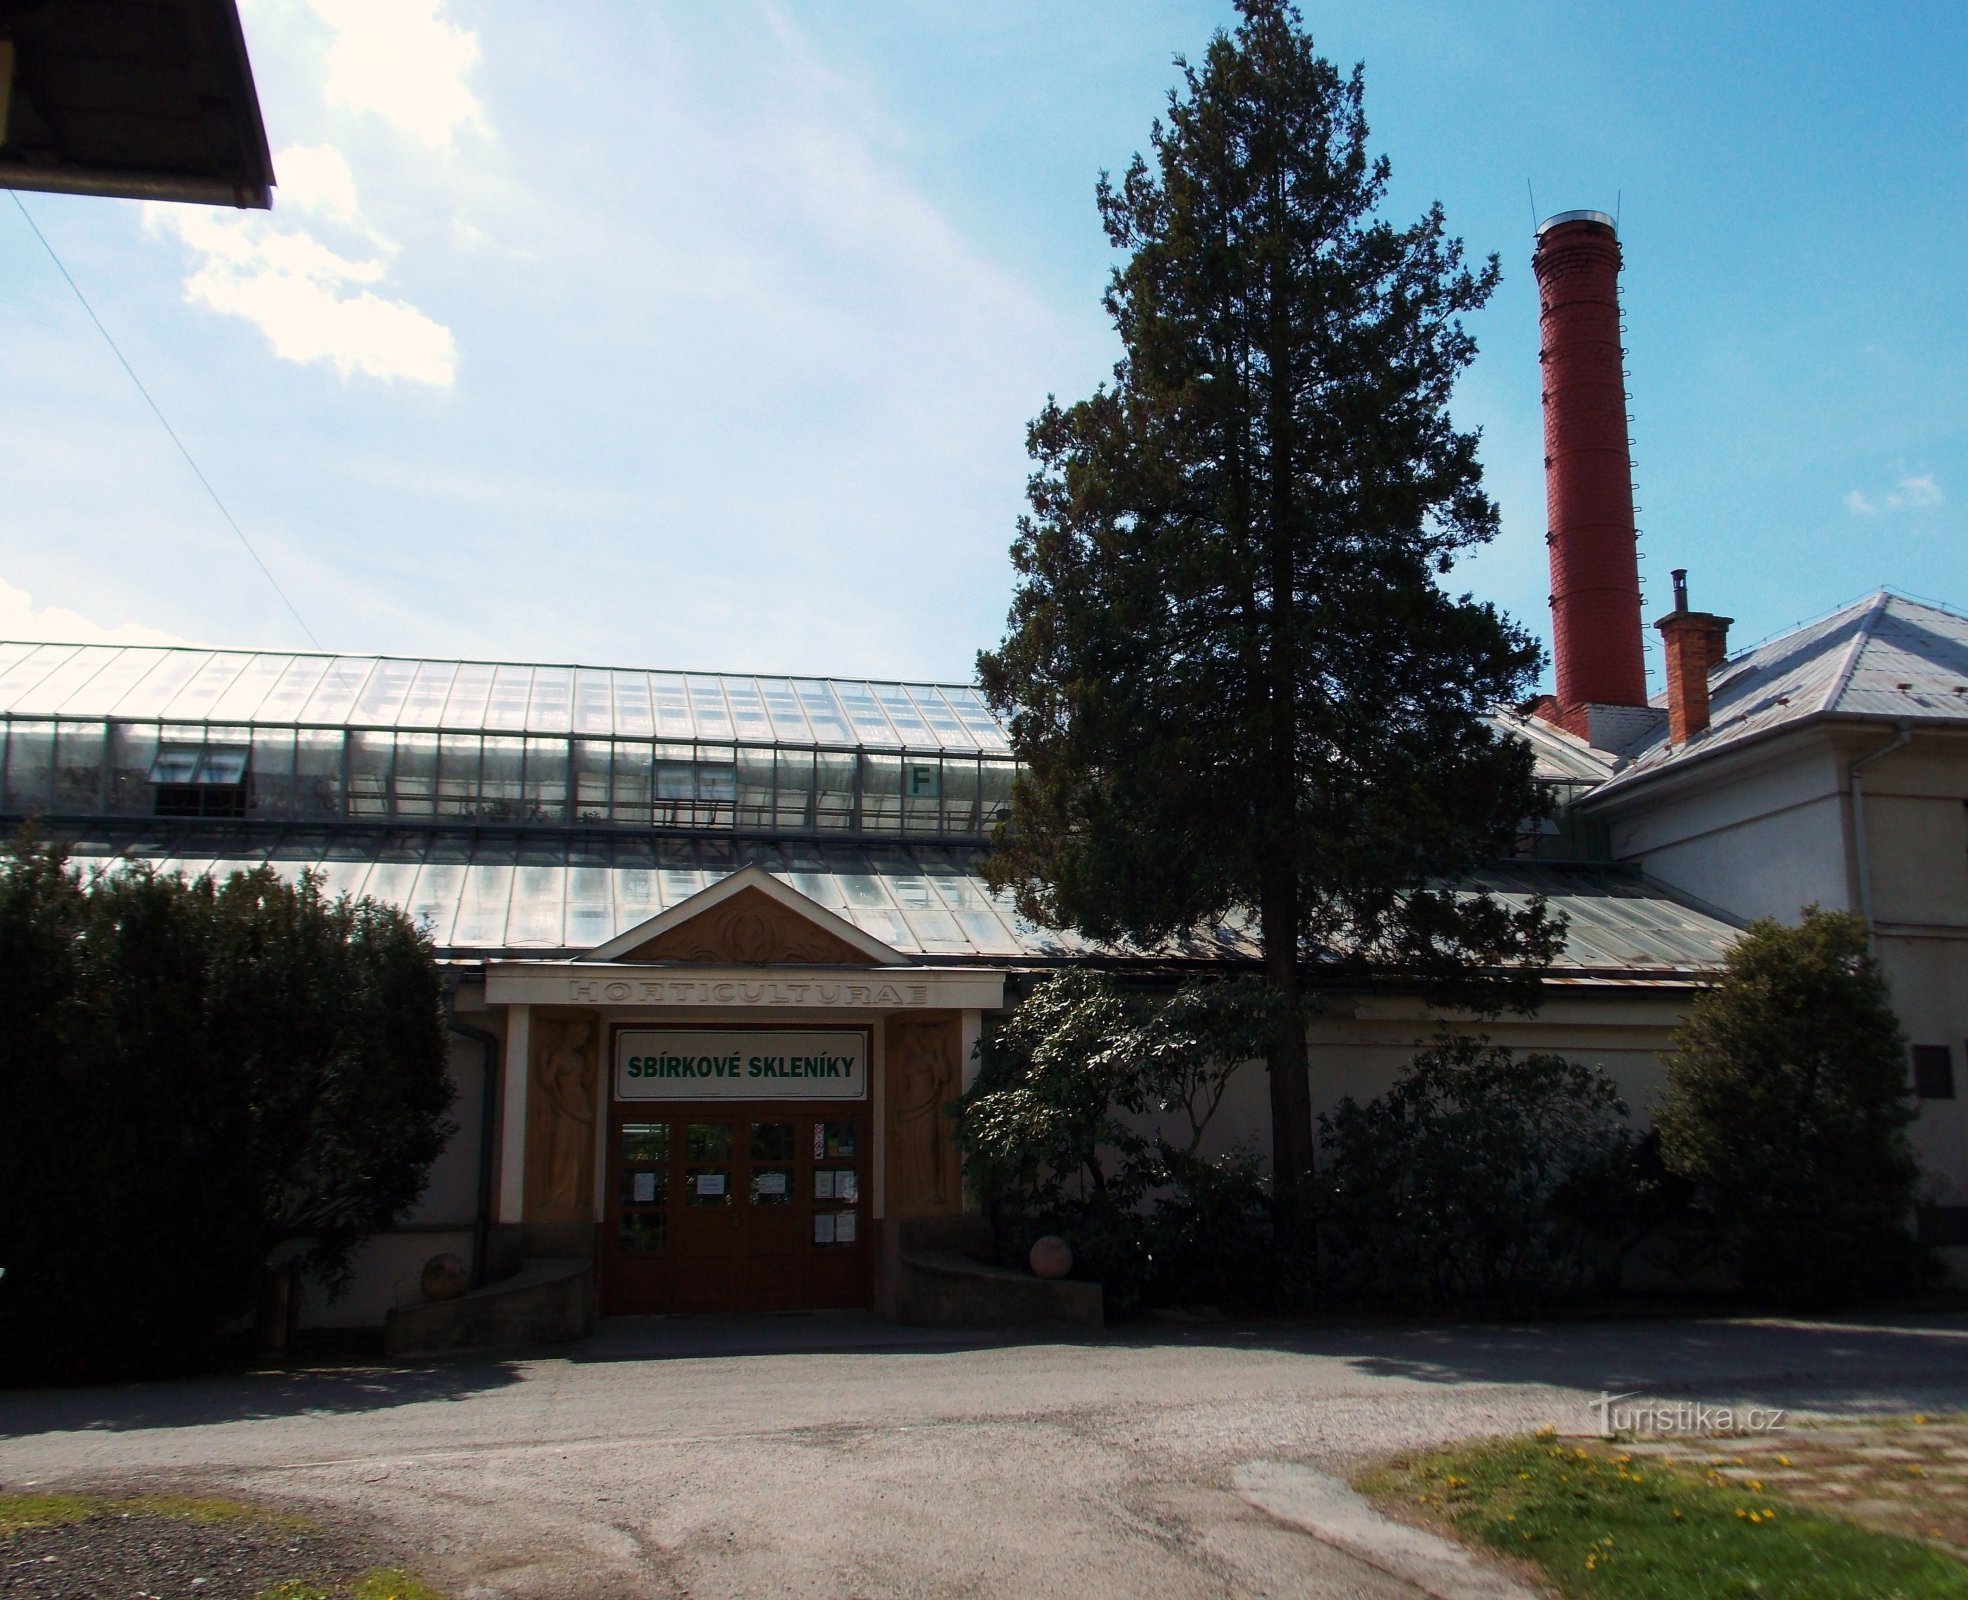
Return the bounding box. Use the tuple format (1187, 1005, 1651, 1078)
(1590, 591, 1968, 798)
(0, 643, 1011, 753)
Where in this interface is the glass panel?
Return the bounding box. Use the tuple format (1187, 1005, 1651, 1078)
(775, 749, 814, 829)
(396, 661, 458, 727)
(505, 857, 566, 948)
(526, 667, 574, 734)
(479, 737, 525, 819)
(814, 1167, 860, 1203)
(649, 673, 692, 739)
(249, 728, 298, 819)
(484, 666, 533, 731)
(0, 644, 79, 711)
(564, 865, 612, 948)
(51, 721, 104, 809)
(942, 758, 981, 835)
(815, 752, 856, 832)
(108, 722, 160, 814)
(621, 1122, 670, 1163)
(902, 758, 942, 836)
(835, 681, 900, 745)
(524, 738, 568, 822)
(573, 668, 615, 735)
(61, 647, 164, 717)
(436, 734, 482, 817)
(979, 760, 1017, 830)
(390, 732, 437, 817)
(860, 754, 902, 833)
(736, 748, 773, 829)
(161, 652, 255, 719)
(10, 645, 118, 715)
(750, 1122, 795, 1162)
(574, 739, 612, 823)
(758, 679, 813, 742)
(685, 1122, 732, 1207)
(258, 656, 332, 722)
(350, 658, 417, 724)
(816, 1121, 857, 1160)
(793, 680, 855, 745)
(347, 731, 393, 817)
(299, 657, 378, 723)
(295, 730, 342, 819)
(441, 662, 496, 728)
(873, 684, 934, 744)
(920, 686, 983, 749)
(149, 746, 201, 783)
(612, 672, 655, 739)
(610, 741, 652, 824)
(618, 1214, 667, 1253)
(453, 851, 515, 946)
(750, 1119, 795, 1208)
(687, 1123, 732, 1162)
(685, 676, 733, 740)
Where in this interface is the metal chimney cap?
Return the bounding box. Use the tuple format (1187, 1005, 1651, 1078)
(1536, 208, 1617, 238)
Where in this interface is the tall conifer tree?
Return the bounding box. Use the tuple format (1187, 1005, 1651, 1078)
(979, 0, 1560, 1210)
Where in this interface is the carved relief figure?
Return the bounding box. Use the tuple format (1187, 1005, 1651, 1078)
(888, 1020, 959, 1213)
(536, 1019, 597, 1215)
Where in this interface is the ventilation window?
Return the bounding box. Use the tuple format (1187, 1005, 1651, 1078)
(149, 745, 251, 819)
(1911, 1044, 1956, 1100)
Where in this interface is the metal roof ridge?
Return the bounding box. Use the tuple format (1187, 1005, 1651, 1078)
(1819, 589, 1893, 714)
(0, 640, 991, 694)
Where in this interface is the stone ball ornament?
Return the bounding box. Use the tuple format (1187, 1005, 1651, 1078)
(1029, 1235, 1073, 1280)
(421, 1252, 470, 1302)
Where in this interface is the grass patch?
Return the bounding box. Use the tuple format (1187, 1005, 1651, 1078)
(1357, 1431, 1968, 1599)
(0, 1490, 311, 1536)
(256, 1571, 443, 1600)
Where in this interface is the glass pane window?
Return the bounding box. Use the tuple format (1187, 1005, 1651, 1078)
(618, 1214, 668, 1253)
(685, 1122, 732, 1207)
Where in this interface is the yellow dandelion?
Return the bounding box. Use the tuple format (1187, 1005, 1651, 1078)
(1915, 1415, 1928, 1425)
(1778, 1456, 1791, 1468)
(1673, 1509, 1685, 1520)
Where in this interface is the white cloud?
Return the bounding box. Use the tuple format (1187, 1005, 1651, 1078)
(149, 182, 457, 386)
(275, 142, 363, 227)
(308, 0, 488, 148)
(0, 578, 192, 646)
(1847, 474, 1944, 516)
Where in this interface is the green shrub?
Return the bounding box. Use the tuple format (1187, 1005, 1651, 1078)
(1316, 1035, 1645, 1309)
(0, 835, 453, 1380)
(953, 969, 1279, 1311)
(1654, 907, 1928, 1306)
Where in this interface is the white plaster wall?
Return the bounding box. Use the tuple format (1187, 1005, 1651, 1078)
(300, 1229, 477, 1329)
(1122, 995, 1691, 1171)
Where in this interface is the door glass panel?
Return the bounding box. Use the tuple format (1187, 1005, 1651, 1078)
(619, 1214, 668, 1253)
(815, 1121, 857, 1159)
(749, 1121, 794, 1205)
(686, 1122, 732, 1206)
(618, 1121, 669, 1251)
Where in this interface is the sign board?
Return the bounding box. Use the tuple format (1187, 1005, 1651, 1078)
(616, 1029, 868, 1102)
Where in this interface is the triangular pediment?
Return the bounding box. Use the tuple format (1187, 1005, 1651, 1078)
(580, 864, 911, 966)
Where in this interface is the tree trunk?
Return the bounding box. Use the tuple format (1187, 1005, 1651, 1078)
(1262, 873, 1313, 1229)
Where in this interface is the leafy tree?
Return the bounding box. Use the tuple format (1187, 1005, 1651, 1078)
(1654, 908, 1928, 1306)
(0, 837, 453, 1378)
(977, 0, 1559, 1213)
(1316, 1035, 1644, 1308)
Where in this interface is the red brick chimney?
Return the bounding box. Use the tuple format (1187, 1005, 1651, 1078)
(1533, 210, 1648, 742)
(1656, 568, 1732, 745)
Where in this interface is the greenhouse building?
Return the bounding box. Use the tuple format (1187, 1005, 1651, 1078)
(0, 639, 1742, 1339)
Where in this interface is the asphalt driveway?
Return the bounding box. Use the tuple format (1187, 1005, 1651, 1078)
(4, 1312, 1965, 1598)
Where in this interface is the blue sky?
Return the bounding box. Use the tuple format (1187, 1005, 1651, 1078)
(1, 0, 1961, 695)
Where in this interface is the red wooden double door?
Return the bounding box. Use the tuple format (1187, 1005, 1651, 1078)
(601, 1102, 872, 1315)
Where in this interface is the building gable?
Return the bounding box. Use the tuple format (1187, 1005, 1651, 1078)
(580, 864, 911, 967)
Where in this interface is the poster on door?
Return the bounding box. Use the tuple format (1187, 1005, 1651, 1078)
(616, 1030, 868, 1101)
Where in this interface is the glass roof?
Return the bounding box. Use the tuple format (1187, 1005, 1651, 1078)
(0, 643, 1013, 754)
(48, 826, 1741, 974)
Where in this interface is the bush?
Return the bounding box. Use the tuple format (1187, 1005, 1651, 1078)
(1654, 907, 1928, 1306)
(0, 836, 454, 1380)
(1316, 1035, 1646, 1309)
(953, 969, 1279, 1312)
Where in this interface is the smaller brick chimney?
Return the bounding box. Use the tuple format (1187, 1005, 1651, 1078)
(1655, 569, 1733, 745)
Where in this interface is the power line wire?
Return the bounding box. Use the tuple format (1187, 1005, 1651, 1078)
(7, 189, 323, 649)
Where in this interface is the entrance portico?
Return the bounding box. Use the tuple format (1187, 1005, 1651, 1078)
(484, 865, 1005, 1316)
